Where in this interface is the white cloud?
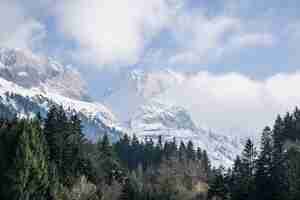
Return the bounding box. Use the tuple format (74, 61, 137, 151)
(55, 0, 278, 67)
(167, 13, 277, 65)
(168, 15, 240, 64)
(229, 32, 276, 49)
(158, 71, 300, 137)
(0, 0, 300, 138)
(0, 0, 46, 50)
(54, 0, 182, 66)
(0, 0, 289, 69)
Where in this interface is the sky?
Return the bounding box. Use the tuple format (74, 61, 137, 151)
(1, 0, 300, 135)
(1, 0, 300, 76)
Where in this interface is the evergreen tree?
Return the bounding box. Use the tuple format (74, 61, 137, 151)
(170, 137, 178, 157)
(157, 135, 163, 151)
(9, 120, 49, 200)
(98, 134, 112, 157)
(115, 134, 131, 168)
(294, 107, 300, 140)
(242, 139, 257, 177)
(272, 115, 289, 200)
(44, 105, 59, 162)
(255, 126, 273, 200)
(287, 148, 300, 200)
(119, 178, 138, 200)
(202, 150, 211, 175)
(44, 105, 68, 178)
(196, 147, 202, 161)
(230, 139, 257, 200)
(130, 134, 141, 169)
(144, 138, 155, 169)
(208, 170, 228, 200)
(155, 135, 164, 164)
(0, 120, 18, 199)
(230, 156, 244, 200)
(96, 134, 122, 185)
(283, 112, 294, 141)
(63, 113, 85, 186)
(179, 141, 186, 161)
(186, 140, 196, 161)
(163, 140, 177, 160)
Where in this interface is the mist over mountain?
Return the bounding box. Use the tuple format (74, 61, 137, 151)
(0, 47, 244, 166)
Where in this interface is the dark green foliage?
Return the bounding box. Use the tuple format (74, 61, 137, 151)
(114, 135, 210, 200)
(202, 150, 211, 177)
(0, 106, 92, 200)
(255, 126, 274, 200)
(95, 134, 125, 185)
(271, 116, 289, 200)
(5, 104, 300, 200)
(186, 141, 196, 161)
(119, 178, 139, 200)
(227, 139, 257, 200)
(179, 141, 186, 161)
(241, 139, 257, 177)
(224, 108, 300, 200)
(287, 148, 300, 200)
(0, 119, 49, 200)
(230, 156, 244, 200)
(44, 106, 86, 186)
(208, 169, 229, 200)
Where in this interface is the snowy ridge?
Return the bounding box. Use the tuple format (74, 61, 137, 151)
(0, 47, 88, 100)
(0, 76, 123, 141)
(129, 100, 243, 166)
(101, 68, 244, 166)
(0, 47, 244, 167)
(0, 47, 124, 141)
(0, 77, 116, 127)
(102, 68, 187, 121)
(129, 68, 186, 98)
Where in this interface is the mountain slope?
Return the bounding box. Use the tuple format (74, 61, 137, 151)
(0, 47, 122, 141)
(102, 69, 187, 121)
(130, 100, 242, 166)
(103, 69, 244, 166)
(0, 47, 243, 166)
(0, 47, 89, 100)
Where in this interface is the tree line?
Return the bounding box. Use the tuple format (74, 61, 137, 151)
(208, 108, 300, 200)
(2, 104, 300, 200)
(0, 105, 211, 200)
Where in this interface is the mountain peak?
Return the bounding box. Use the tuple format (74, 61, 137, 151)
(0, 49, 244, 167)
(0, 47, 88, 100)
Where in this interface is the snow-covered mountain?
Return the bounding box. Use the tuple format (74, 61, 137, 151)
(0, 47, 89, 101)
(0, 47, 244, 166)
(102, 68, 244, 166)
(130, 101, 242, 166)
(102, 68, 187, 121)
(0, 47, 122, 141)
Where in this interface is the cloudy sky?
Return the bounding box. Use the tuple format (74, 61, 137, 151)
(2, 0, 300, 75)
(1, 0, 300, 135)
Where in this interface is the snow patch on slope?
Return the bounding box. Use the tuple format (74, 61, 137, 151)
(0, 48, 244, 166)
(129, 100, 243, 166)
(0, 76, 117, 128)
(0, 47, 88, 100)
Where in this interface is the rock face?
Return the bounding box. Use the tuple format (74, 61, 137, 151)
(0, 47, 88, 100)
(0, 47, 243, 166)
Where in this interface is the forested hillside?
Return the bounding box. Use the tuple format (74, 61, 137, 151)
(1, 105, 300, 200)
(0, 106, 211, 200)
(208, 108, 300, 200)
